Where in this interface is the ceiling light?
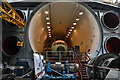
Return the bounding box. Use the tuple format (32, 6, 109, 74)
(71, 26, 75, 29)
(70, 29, 72, 32)
(79, 12, 83, 15)
(68, 32, 71, 34)
(48, 32, 51, 33)
(47, 22, 50, 25)
(48, 34, 51, 35)
(76, 18, 79, 21)
(67, 34, 69, 36)
(48, 29, 51, 31)
(47, 26, 50, 29)
(46, 17, 50, 20)
(45, 11, 49, 14)
(73, 22, 77, 25)
(49, 36, 51, 37)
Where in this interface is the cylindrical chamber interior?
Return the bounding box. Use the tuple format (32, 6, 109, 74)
(102, 12, 119, 29)
(2, 36, 22, 57)
(105, 37, 120, 54)
(28, 2, 102, 56)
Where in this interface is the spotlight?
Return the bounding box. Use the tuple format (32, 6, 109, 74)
(67, 34, 69, 36)
(79, 12, 83, 15)
(47, 26, 50, 29)
(70, 29, 72, 32)
(45, 11, 49, 14)
(71, 26, 75, 29)
(48, 32, 51, 33)
(46, 17, 50, 20)
(76, 18, 79, 21)
(68, 32, 71, 34)
(73, 22, 77, 25)
(47, 22, 50, 25)
(48, 29, 51, 31)
(48, 34, 51, 35)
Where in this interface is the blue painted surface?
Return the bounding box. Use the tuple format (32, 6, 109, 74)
(43, 61, 76, 79)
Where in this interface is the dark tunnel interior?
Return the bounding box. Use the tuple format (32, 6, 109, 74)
(2, 36, 22, 57)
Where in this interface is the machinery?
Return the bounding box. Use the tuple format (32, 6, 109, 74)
(86, 53, 120, 79)
(1, 1, 120, 80)
(43, 61, 76, 79)
(43, 50, 78, 79)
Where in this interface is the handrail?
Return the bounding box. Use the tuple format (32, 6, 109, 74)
(85, 64, 120, 71)
(73, 52, 83, 79)
(45, 51, 74, 62)
(84, 52, 91, 62)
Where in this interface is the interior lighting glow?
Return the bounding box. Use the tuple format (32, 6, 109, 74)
(45, 11, 49, 14)
(79, 12, 83, 15)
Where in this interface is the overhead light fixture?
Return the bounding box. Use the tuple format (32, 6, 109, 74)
(48, 32, 51, 33)
(73, 22, 77, 25)
(47, 26, 50, 29)
(46, 17, 50, 20)
(48, 29, 51, 31)
(67, 34, 69, 36)
(47, 22, 50, 25)
(70, 29, 72, 32)
(68, 32, 71, 34)
(49, 36, 51, 37)
(71, 26, 75, 29)
(45, 11, 49, 14)
(76, 18, 79, 21)
(48, 34, 51, 35)
(79, 12, 83, 15)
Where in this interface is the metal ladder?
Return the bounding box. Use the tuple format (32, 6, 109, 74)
(73, 52, 90, 80)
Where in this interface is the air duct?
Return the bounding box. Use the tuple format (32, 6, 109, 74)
(2, 36, 22, 57)
(102, 12, 119, 30)
(105, 37, 120, 54)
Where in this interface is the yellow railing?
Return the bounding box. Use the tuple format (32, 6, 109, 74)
(0, 1, 26, 28)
